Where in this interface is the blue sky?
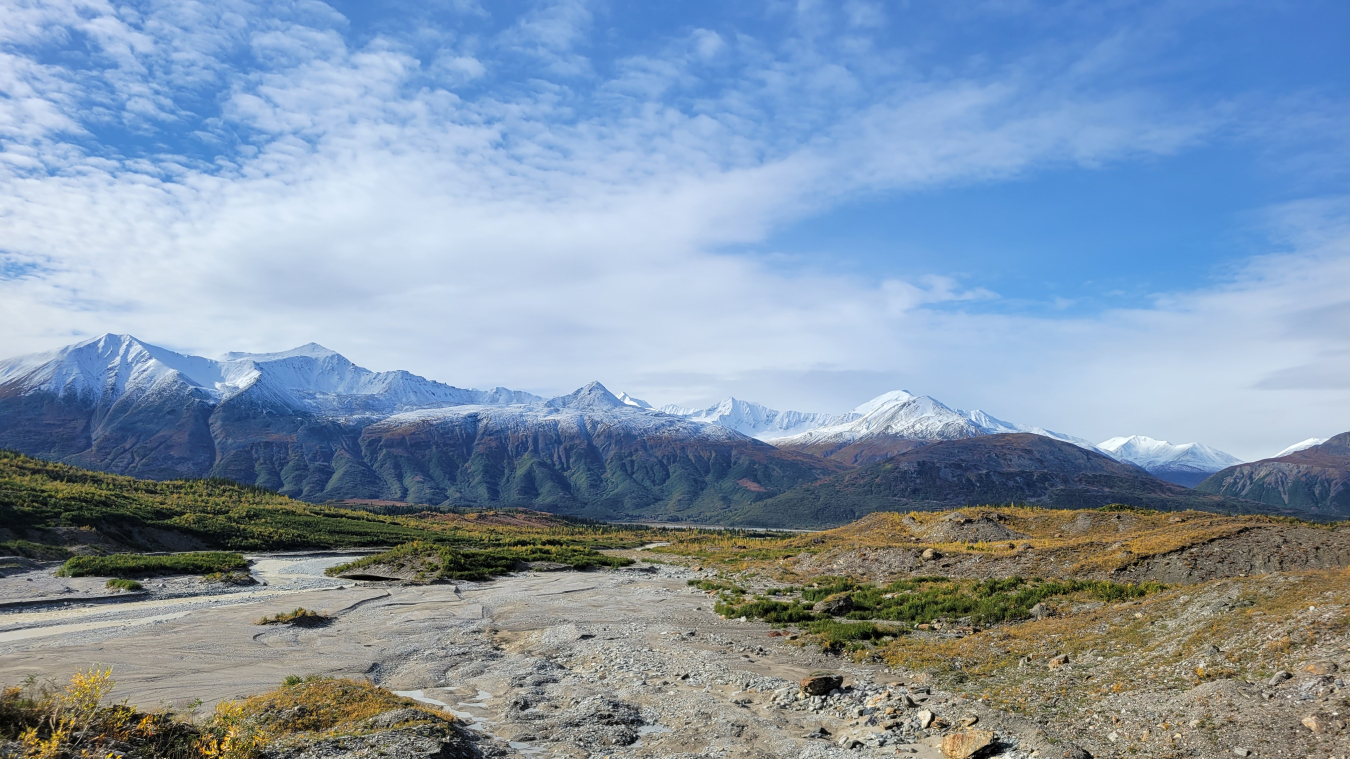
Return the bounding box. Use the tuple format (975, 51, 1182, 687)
(0, 0, 1347, 459)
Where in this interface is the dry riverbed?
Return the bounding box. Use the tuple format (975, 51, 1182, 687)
(0, 554, 1094, 759)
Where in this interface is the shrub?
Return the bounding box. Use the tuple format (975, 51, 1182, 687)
(58, 552, 248, 578)
(105, 578, 143, 592)
(255, 608, 330, 627)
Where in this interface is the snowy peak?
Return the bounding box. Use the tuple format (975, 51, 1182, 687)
(851, 390, 916, 416)
(547, 381, 626, 411)
(0, 335, 541, 416)
(1097, 435, 1243, 474)
(1273, 438, 1326, 458)
(962, 409, 1098, 450)
(659, 397, 855, 441)
(615, 391, 653, 409)
(0, 333, 222, 405)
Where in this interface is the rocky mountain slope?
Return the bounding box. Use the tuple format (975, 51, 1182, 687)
(1195, 432, 1350, 519)
(0, 336, 841, 519)
(732, 433, 1271, 527)
(1097, 434, 1243, 487)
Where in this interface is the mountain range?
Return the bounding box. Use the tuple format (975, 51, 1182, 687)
(1095, 435, 1244, 487)
(0, 334, 1335, 523)
(1195, 433, 1350, 520)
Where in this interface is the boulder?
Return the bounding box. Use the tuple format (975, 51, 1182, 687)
(1048, 654, 1069, 669)
(800, 672, 844, 696)
(1301, 661, 1338, 675)
(915, 709, 935, 728)
(1029, 603, 1052, 620)
(813, 593, 855, 615)
(941, 730, 995, 759)
(921, 548, 942, 561)
(1268, 670, 1292, 686)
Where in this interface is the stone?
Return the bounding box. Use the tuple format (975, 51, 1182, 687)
(1267, 670, 1292, 686)
(915, 709, 935, 728)
(1301, 712, 1345, 734)
(812, 593, 855, 615)
(1301, 661, 1338, 675)
(1232, 749, 1252, 757)
(921, 548, 942, 561)
(957, 715, 978, 727)
(1048, 654, 1069, 669)
(800, 672, 844, 696)
(940, 730, 994, 759)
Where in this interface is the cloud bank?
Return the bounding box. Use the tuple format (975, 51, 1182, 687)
(0, 0, 1346, 460)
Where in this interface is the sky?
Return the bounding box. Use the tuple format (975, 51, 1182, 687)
(0, 0, 1348, 461)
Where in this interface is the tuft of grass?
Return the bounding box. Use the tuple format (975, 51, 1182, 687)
(202, 570, 255, 585)
(255, 608, 330, 627)
(104, 578, 143, 592)
(58, 552, 248, 578)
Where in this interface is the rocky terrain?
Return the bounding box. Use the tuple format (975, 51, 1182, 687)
(2, 515, 1347, 759)
(1197, 433, 1350, 519)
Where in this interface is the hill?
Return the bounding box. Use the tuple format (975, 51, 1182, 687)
(732, 433, 1275, 527)
(1195, 432, 1350, 518)
(0, 451, 646, 556)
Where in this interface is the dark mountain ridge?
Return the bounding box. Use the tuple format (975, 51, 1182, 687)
(1195, 432, 1350, 519)
(733, 433, 1276, 528)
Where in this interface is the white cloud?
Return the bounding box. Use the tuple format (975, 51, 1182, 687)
(0, 0, 1345, 462)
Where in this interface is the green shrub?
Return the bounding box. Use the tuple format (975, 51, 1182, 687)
(328, 541, 632, 582)
(104, 578, 143, 592)
(57, 552, 248, 578)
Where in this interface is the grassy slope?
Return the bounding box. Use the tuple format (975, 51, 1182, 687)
(0, 450, 651, 556)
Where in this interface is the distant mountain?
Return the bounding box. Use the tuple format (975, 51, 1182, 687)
(1097, 435, 1243, 488)
(1273, 438, 1326, 458)
(0, 335, 841, 517)
(660, 398, 855, 440)
(1195, 433, 1350, 519)
(731, 433, 1275, 528)
(767, 390, 1094, 465)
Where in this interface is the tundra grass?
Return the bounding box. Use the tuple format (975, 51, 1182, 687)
(56, 551, 248, 578)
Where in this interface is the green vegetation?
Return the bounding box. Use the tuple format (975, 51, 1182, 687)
(709, 575, 1164, 651)
(0, 451, 653, 557)
(0, 539, 71, 560)
(104, 578, 144, 592)
(328, 540, 633, 582)
(57, 552, 248, 578)
(256, 608, 329, 626)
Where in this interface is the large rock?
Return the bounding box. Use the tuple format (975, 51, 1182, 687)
(799, 672, 843, 695)
(941, 730, 995, 759)
(812, 593, 855, 615)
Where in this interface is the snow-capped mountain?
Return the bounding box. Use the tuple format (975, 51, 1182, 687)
(0, 337, 840, 514)
(1097, 435, 1243, 487)
(1273, 438, 1326, 458)
(0, 334, 539, 417)
(660, 398, 856, 441)
(614, 391, 653, 409)
(764, 389, 1093, 463)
